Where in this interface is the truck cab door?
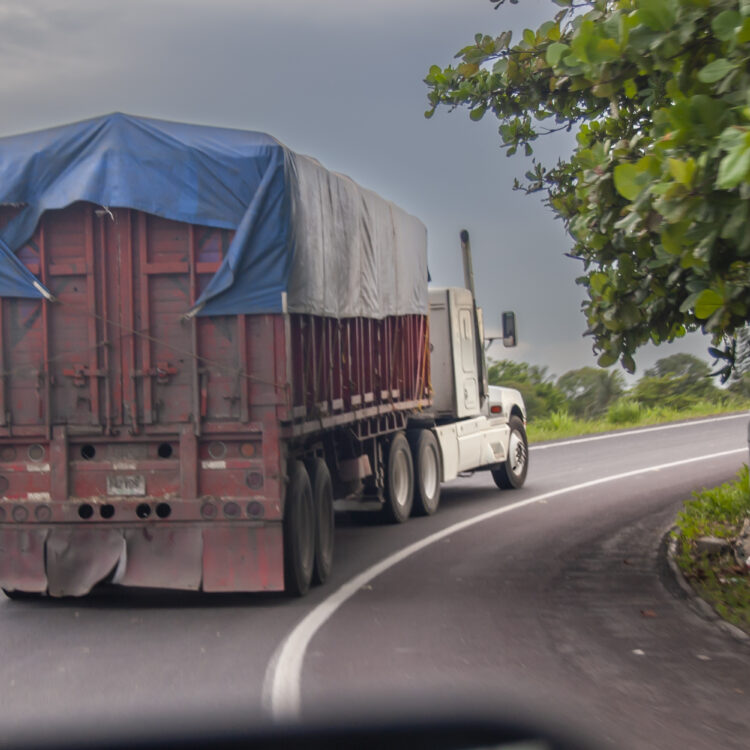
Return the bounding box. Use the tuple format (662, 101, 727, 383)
(457, 306, 479, 413)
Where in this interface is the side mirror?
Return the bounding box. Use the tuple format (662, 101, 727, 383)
(502, 311, 517, 348)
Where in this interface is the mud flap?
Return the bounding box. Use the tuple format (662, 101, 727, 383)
(46, 528, 126, 597)
(202, 525, 284, 592)
(0, 527, 49, 593)
(118, 526, 202, 590)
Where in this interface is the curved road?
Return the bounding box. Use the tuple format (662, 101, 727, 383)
(1, 414, 748, 748)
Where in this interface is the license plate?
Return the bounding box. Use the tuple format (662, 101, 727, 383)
(107, 474, 146, 497)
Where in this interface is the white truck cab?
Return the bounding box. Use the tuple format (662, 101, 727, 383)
(427, 286, 528, 489)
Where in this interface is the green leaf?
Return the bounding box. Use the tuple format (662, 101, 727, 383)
(570, 20, 595, 63)
(679, 291, 702, 313)
(457, 62, 479, 77)
(618, 253, 635, 279)
(623, 78, 638, 98)
(613, 163, 645, 201)
(737, 17, 750, 43)
(718, 125, 745, 150)
(538, 21, 555, 38)
(589, 272, 608, 294)
(597, 351, 618, 367)
(591, 38, 621, 63)
(637, 154, 660, 177)
(720, 202, 748, 240)
(523, 28, 536, 47)
(661, 223, 685, 255)
(493, 58, 509, 74)
(698, 59, 736, 84)
(546, 42, 569, 66)
(619, 301, 640, 327)
(592, 82, 615, 98)
(716, 145, 750, 189)
(694, 289, 724, 319)
(470, 106, 487, 122)
(638, 0, 677, 31)
(667, 157, 695, 186)
(711, 10, 742, 41)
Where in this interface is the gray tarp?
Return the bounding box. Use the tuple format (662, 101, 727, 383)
(287, 153, 428, 318)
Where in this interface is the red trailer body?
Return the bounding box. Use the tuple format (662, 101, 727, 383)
(0, 202, 430, 596)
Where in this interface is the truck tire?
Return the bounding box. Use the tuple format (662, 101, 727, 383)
(380, 432, 414, 523)
(283, 460, 315, 596)
(492, 415, 528, 490)
(306, 457, 334, 586)
(409, 429, 441, 516)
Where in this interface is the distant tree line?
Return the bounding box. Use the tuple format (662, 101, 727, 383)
(488, 353, 745, 422)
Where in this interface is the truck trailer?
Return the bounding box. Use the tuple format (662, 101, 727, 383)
(0, 114, 527, 598)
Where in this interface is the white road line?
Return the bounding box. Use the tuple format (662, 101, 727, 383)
(530, 413, 748, 451)
(262, 446, 746, 720)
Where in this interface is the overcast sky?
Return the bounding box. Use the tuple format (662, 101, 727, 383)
(0, 0, 712, 381)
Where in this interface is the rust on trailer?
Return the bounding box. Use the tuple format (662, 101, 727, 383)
(0, 201, 430, 595)
(0, 527, 48, 593)
(202, 525, 284, 592)
(118, 526, 203, 591)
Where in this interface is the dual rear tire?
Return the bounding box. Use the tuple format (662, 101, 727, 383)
(283, 458, 335, 597)
(282, 461, 315, 597)
(380, 429, 441, 523)
(307, 458, 334, 586)
(408, 429, 441, 517)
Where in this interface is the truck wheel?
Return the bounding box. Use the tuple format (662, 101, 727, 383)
(409, 429, 441, 516)
(492, 416, 528, 490)
(306, 457, 334, 586)
(381, 432, 414, 523)
(283, 460, 315, 596)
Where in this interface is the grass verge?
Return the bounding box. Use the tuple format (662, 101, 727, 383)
(526, 400, 750, 444)
(672, 466, 750, 634)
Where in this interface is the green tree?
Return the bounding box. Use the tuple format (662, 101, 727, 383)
(487, 359, 551, 385)
(556, 366, 625, 418)
(728, 369, 750, 398)
(425, 0, 750, 374)
(644, 352, 711, 379)
(488, 359, 567, 418)
(635, 352, 720, 406)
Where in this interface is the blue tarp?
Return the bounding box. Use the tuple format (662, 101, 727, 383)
(0, 235, 52, 300)
(0, 113, 427, 317)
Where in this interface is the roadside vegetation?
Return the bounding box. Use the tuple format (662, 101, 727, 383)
(488, 353, 750, 443)
(526, 400, 743, 443)
(672, 468, 750, 634)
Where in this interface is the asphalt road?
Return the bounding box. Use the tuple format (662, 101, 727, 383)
(0, 414, 748, 748)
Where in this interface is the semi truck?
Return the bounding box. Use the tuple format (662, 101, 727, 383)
(0, 114, 527, 598)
